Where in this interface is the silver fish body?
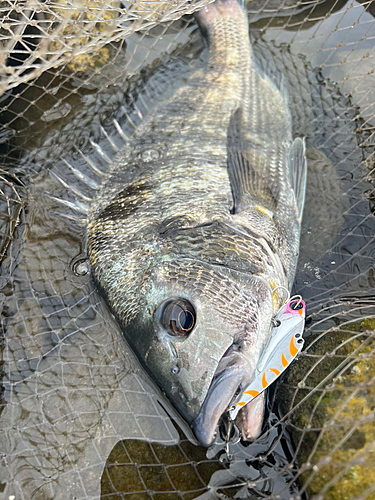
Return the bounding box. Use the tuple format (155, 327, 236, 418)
(87, 0, 306, 446)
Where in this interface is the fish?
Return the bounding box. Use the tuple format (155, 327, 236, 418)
(87, 0, 307, 447)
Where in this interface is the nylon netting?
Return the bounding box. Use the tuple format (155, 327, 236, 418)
(0, 0, 375, 499)
(0, 0, 214, 94)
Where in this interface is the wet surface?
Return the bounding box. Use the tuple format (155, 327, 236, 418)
(0, 1, 375, 499)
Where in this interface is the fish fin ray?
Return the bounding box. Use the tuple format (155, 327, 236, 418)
(76, 148, 107, 178)
(54, 211, 87, 225)
(255, 57, 289, 107)
(99, 124, 120, 153)
(112, 118, 130, 142)
(89, 139, 112, 164)
(61, 158, 99, 190)
(288, 137, 307, 221)
(227, 108, 279, 213)
(50, 171, 93, 203)
(45, 192, 89, 214)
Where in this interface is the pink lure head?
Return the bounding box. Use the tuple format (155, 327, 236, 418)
(286, 298, 305, 317)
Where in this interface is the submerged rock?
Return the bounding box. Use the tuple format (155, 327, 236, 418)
(279, 318, 375, 500)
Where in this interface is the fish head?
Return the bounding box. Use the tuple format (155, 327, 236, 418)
(122, 258, 274, 445)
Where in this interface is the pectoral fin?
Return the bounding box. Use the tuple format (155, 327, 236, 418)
(227, 108, 279, 214)
(288, 137, 307, 221)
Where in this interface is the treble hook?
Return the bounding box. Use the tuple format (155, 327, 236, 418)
(225, 418, 233, 461)
(272, 285, 290, 307)
(224, 413, 242, 460)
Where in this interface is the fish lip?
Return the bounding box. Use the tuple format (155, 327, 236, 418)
(192, 407, 220, 447)
(192, 385, 236, 447)
(192, 352, 253, 446)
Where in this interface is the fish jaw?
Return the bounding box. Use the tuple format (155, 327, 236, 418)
(193, 350, 255, 446)
(235, 391, 265, 441)
(193, 353, 267, 447)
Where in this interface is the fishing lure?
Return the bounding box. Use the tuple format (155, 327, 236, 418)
(229, 297, 305, 420)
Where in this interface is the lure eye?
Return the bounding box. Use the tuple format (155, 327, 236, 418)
(290, 300, 303, 311)
(162, 299, 196, 337)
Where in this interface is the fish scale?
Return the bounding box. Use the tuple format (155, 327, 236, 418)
(87, 0, 306, 446)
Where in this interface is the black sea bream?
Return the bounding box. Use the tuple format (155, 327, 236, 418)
(87, 0, 307, 446)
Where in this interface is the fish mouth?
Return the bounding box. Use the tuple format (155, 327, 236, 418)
(192, 349, 254, 447)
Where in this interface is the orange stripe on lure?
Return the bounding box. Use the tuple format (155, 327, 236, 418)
(281, 353, 288, 367)
(243, 390, 259, 397)
(289, 335, 298, 357)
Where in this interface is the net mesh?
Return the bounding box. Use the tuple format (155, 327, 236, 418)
(1, 0, 375, 499)
(0, 0, 213, 94)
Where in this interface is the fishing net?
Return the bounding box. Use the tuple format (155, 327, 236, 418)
(0, 0, 213, 94)
(0, 0, 375, 499)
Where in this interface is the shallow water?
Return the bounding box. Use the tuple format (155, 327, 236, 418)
(0, 1, 374, 499)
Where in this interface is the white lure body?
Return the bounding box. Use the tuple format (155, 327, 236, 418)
(229, 298, 305, 420)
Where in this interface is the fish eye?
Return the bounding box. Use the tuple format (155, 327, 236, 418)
(161, 299, 196, 337)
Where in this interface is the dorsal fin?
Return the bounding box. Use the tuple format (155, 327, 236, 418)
(227, 108, 279, 214)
